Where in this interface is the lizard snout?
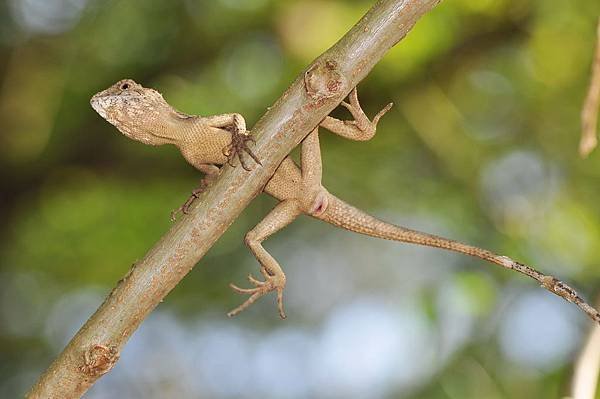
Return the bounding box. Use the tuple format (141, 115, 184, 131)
(90, 94, 109, 119)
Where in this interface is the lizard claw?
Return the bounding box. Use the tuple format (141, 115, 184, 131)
(340, 87, 393, 136)
(223, 129, 261, 171)
(170, 178, 213, 221)
(373, 102, 394, 125)
(227, 270, 286, 319)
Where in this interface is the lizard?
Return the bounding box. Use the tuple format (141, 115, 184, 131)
(91, 78, 600, 323)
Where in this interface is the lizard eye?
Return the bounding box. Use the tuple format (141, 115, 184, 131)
(120, 83, 130, 90)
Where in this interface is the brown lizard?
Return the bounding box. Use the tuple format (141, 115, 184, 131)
(91, 79, 600, 323)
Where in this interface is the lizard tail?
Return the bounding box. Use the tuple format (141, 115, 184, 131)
(317, 193, 498, 262)
(315, 193, 600, 324)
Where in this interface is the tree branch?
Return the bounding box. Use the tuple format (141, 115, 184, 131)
(26, 1, 442, 397)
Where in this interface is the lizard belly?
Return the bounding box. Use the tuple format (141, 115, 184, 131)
(264, 157, 302, 201)
(180, 127, 232, 166)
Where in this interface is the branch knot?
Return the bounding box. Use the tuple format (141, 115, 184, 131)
(79, 344, 119, 377)
(304, 59, 346, 102)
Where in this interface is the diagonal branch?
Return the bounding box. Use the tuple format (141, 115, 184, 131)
(26, 0, 443, 397)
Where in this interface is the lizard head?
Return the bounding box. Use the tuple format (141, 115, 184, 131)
(90, 79, 175, 145)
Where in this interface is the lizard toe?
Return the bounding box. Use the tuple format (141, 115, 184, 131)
(227, 272, 286, 318)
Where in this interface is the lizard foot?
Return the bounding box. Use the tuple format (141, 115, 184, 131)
(170, 174, 217, 221)
(227, 267, 286, 319)
(170, 186, 205, 221)
(223, 130, 262, 171)
(341, 87, 393, 137)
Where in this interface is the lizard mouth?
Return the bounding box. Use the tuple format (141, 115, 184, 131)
(90, 94, 110, 119)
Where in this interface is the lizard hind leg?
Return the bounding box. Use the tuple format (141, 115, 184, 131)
(300, 127, 330, 217)
(341, 87, 393, 130)
(228, 200, 302, 319)
(319, 87, 393, 141)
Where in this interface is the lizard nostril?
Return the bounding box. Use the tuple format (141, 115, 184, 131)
(121, 83, 130, 90)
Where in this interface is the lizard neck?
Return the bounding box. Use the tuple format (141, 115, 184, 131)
(150, 108, 199, 145)
(114, 104, 195, 147)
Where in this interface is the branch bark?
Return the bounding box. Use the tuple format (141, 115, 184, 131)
(26, 1, 442, 397)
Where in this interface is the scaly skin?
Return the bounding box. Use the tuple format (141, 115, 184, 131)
(91, 79, 600, 323)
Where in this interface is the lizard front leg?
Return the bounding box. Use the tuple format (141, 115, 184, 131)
(170, 164, 220, 221)
(203, 113, 261, 170)
(320, 87, 393, 141)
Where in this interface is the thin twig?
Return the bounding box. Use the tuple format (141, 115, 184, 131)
(580, 18, 600, 158)
(569, 296, 600, 399)
(26, 1, 442, 398)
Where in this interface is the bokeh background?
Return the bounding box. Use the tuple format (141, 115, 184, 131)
(2, 0, 600, 398)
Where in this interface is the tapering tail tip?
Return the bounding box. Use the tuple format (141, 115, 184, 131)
(317, 193, 600, 324)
